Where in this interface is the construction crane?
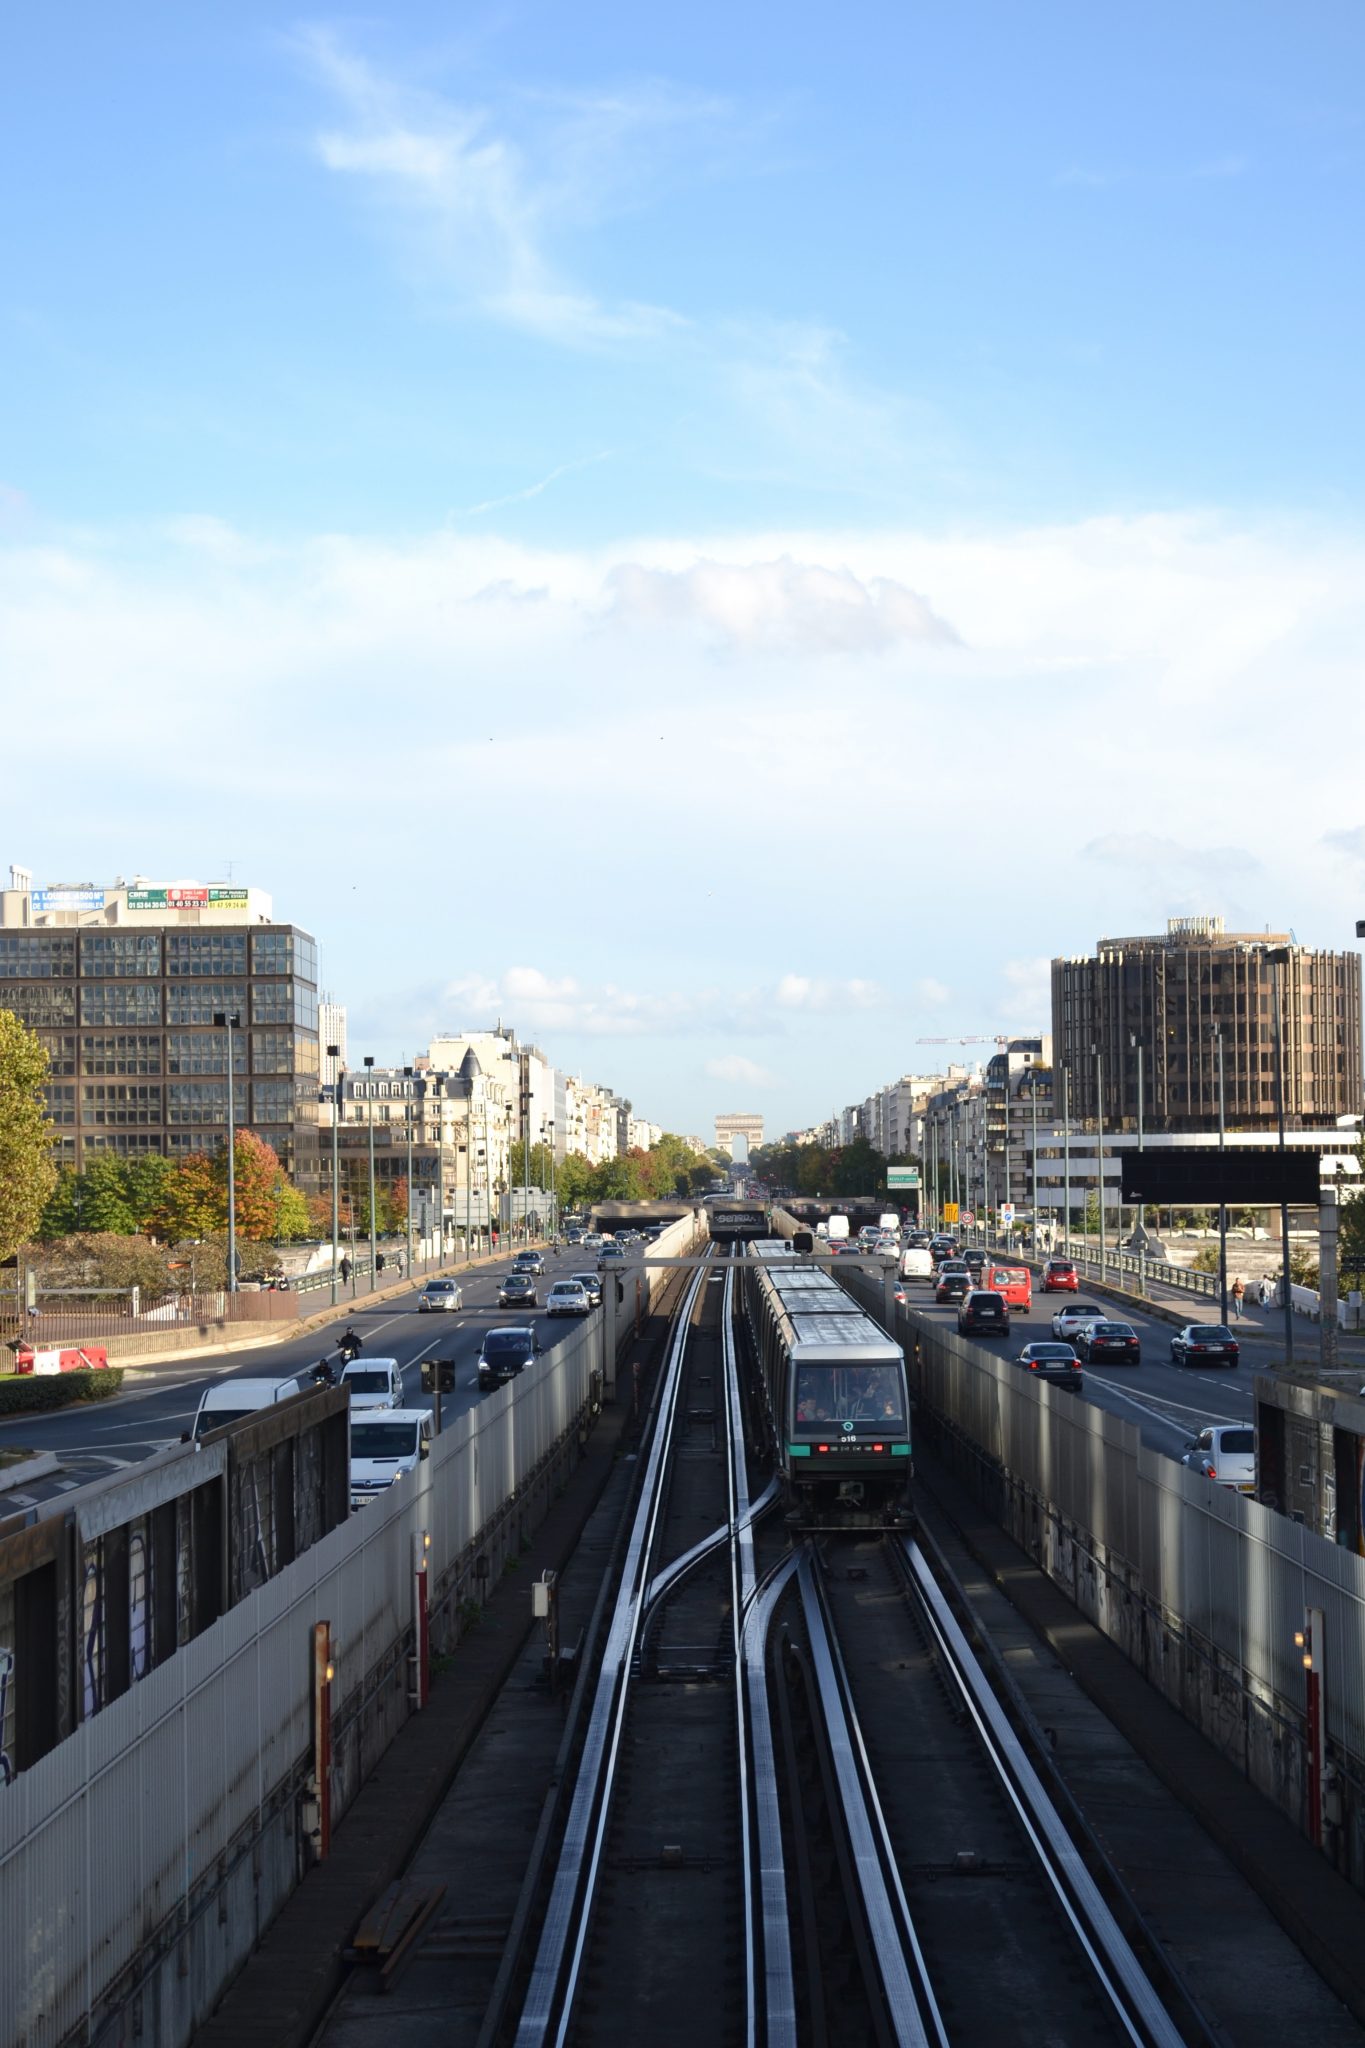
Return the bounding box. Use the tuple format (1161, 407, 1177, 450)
(915, 1034, 1011, 1046)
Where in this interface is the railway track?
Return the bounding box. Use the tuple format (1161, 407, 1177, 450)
(476, 1244, 1215, 2047)
(783, 1533, 1192, 2048)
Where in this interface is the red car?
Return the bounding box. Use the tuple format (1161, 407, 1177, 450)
(1043, 1260, 1078, 1292)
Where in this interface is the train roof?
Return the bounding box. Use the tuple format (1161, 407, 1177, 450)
(784, 1311, 904, 1359)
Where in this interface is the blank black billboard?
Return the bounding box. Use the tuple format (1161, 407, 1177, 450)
(1119, 1148, 1320, 1206)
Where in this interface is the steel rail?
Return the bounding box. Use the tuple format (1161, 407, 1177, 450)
(721, 1256, 760, 2048)
(513, 1252, 712, 2047)
(900, 1537, 1186, 2048)
(797, 1552, 945, 2048)
(640, 1476, 781, 1618)
(740, 1548, 801, 2046)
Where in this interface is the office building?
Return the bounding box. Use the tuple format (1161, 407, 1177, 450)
(0, 867, 322, 1189)
(1052, 916, 1363, 1131)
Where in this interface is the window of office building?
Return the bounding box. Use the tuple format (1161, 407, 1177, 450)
(79, 933, 162, 978)
(84, 1132, 163, 1154)
(164, 982, 247, 1026)
(167, 1081, 231, 1124)
(165, 1031, 245, 1075)
(252, 1079, 295, 1123)
(250, 928, 318, 983)
(250, 1029, 298, 1074)
(251, 981, 291, 1024)
(0, 932, 76, 978)
(165, 932, 249, 977)
(46, 1035, 78, 1076)
(294, 983, 318, 1031)
(44, 1084, 77, 1125)
(82, 1084, 164, 1127)
(81, 983, 163, 1027)
(81, 1033, 164, 1076)
(8, 985, 78, 1027)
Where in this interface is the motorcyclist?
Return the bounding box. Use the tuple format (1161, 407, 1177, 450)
(308, 1358, 336, 1387)
(338, 1327, 363, 1362)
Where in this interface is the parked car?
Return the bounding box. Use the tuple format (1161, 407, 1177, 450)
(935, 1270, 971, 1304)
(546, 1279, 591, 1317)
(1043, 1260, 1079, 1293)
(350, 1410, 433, 1509)
(958, 1290, 1010, 1337)
(477, 1326, 541, 1391)
(513, 1250, 545, 1276)
(1182, 1425, 1256, 1492)
(340, 1357, 404, 1411)
(1015, 1341, 1085, 1391)
(418, 1278, 463, 1313)
(1051, 1302, 1108, 1342)
(1075, 1320, 1141, 1364)
(1170, 1324, 1241, 1368)
(572, 1271, 604, 1306)
(499, 1272, 538, 1309)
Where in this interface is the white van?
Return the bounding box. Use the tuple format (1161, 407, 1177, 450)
(350, 1409, 434, 1509)
(879, 1213, 901, 1237)
(340, 1357, 404, 1411)
(899, 1246, 934, 1281)
(826, 1214, 850, 1243)
(188, 1373, 308, 1442)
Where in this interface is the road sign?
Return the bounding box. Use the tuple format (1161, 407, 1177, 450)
(943, 1201, 960, 1223)
(887, 1166, 921, 1189)
(999, 1203, 1015, 1226)
(960, 1210, 975, 1227)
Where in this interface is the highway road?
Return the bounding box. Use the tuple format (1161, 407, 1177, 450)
(0, 1245, 603, 1509)
(908, 1271, 1266, 1471)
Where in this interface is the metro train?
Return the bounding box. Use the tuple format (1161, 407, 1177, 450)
(741, 1240, 912, 1529)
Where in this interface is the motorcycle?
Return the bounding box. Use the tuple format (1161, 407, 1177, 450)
(337, 1330, 363, 1364)
(307, 1359, 337, 1388)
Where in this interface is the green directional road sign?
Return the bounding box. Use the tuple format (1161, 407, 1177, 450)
(886, 1166, 921, 1188)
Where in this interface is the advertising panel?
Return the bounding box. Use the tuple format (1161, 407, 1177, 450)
(127, 887, 250, 912)
(32, 888, 105, 911)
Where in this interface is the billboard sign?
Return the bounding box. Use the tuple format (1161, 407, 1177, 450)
(942, 1201, 960, 1223)
(1118, 1148, 1321, 1206)
(127, 887, 250, 912)
(886, 1166, 921, 1188)
(32, 888, 105, 912)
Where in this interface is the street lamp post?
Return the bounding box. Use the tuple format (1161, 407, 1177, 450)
(213, 1009, 241, 1293)
(1215, 1025, 1229, 1323)
(1131, 1031, 1145, 1295)
(327, 1044, 341, 1306)
(363, 1054, 377, 1285)
(1270, 947, 1294, 1365)
(1092, 1042, 1105, 1283)
(1060, 1056, 1071, 1261)
(403, 1066, 415, 1278)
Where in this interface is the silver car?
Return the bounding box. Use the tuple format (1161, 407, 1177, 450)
(546, 1280, 591, 1317)
(573, 1271, 604, 1306)
(418, 1278, 463, 1313)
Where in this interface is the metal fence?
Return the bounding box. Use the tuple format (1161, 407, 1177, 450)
(838, 1267, 1365, 1819)
(0, 1311, 607, 2048)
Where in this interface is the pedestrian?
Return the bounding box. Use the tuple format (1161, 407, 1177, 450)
(1231, 1275, 1245, 1319)
(1259, 1274, 1273, 1311)
(339, 1255, 352, 1285)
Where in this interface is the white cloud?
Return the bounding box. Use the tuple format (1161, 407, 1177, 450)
(915, 977, 950, 1008)
(606, 555, 956, 654)
(1324, 826, 1365, 868)
(298, 28, 712, 346)
(705, 1054, 774, 1087)
(774, 975, 884, 1012)
(999, 959, 1052, 1027)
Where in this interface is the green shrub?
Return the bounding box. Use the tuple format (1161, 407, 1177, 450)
(0, 1368, 125, 1412)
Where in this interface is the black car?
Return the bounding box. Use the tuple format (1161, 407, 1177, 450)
(477, 1326, 541, 1390)
(1016, 1341, 1085, 1390)
(1075, 1320, 1141, 1364)
(498, 1272, 538, 1309)
(1170, 1324, 1240, 1368)
(935, 1270, 971, 1304)
(962, 1250, 987, 1280)
(958, 1289, 1009, 1336)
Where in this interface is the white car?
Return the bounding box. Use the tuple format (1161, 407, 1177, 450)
(1183, 1425, 1256, 1493)
(340, 1357, 404, 1411)
(1050, 1303, 1109, 1343)
(546, 1279, 591, 1317)
(350, 1409, 433, 1508)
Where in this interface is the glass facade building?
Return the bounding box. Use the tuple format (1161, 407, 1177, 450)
(0, 906, 321, 1187)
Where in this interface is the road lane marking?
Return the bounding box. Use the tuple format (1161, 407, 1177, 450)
(1085, 1378, 1246, 1428)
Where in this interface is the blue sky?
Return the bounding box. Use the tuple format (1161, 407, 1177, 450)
(4, 4, 1365, 1136)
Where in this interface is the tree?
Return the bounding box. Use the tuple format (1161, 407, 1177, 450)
(0, 1008, 57, 1262)
(151, 1151, 223, 1240)
(37, 1166, 84, 1239)
(34, 1231, 174, 1306)
(273, 1178, 312, 1241)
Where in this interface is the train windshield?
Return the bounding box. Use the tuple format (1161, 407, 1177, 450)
(793, 1364, 905, 1432)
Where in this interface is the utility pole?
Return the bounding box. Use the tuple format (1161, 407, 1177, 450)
(327, 1045, 342, 1306)
(1093, 1042, 1105, 1283)
(1061, 1058, 1071, 1260)
(1216, 1025, 1229, 1324)
(1270, 948, 1294, 1364)
(214, 1009, 241, 1293)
